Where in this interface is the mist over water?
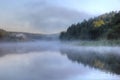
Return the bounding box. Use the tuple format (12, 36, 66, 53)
(0, 40, 120, 80)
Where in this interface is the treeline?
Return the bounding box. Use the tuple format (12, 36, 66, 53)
(0, 29, 58, 41)
(60, 11, 120, 40)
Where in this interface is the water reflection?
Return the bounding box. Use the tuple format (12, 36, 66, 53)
(0, 51, 119, 80)
(0, 41, 120, 80)
(0, 41, 61, 56)
(60, 47, 120, 74)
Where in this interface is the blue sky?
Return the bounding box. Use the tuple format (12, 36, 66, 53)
(0, 0, 120, 34)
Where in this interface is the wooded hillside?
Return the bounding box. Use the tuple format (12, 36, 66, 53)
(60, 11, 120, 40)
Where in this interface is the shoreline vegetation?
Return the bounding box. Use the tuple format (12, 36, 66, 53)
(59, 11, 120, 46)
(60, 11, 120, 44)
(0, 29, 59, 42)
(0, 28, 120, 46)
(0, 29, 36, 42)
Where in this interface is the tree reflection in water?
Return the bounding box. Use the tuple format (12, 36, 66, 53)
(60, 48, 120, 75)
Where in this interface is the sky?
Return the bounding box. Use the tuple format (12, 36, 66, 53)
(0, 0, 120, 34)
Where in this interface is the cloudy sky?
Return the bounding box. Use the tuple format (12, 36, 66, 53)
(0, 0, 120, 34)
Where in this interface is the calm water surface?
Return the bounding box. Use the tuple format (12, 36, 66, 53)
(0, 41, 120, 80)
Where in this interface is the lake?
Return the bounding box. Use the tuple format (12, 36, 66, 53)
(0, 41, 120, 80)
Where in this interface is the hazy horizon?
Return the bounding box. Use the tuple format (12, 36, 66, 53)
(0, 0, 120, 34)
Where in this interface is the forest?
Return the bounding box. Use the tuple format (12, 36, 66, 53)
(60, 11, 120, 40)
